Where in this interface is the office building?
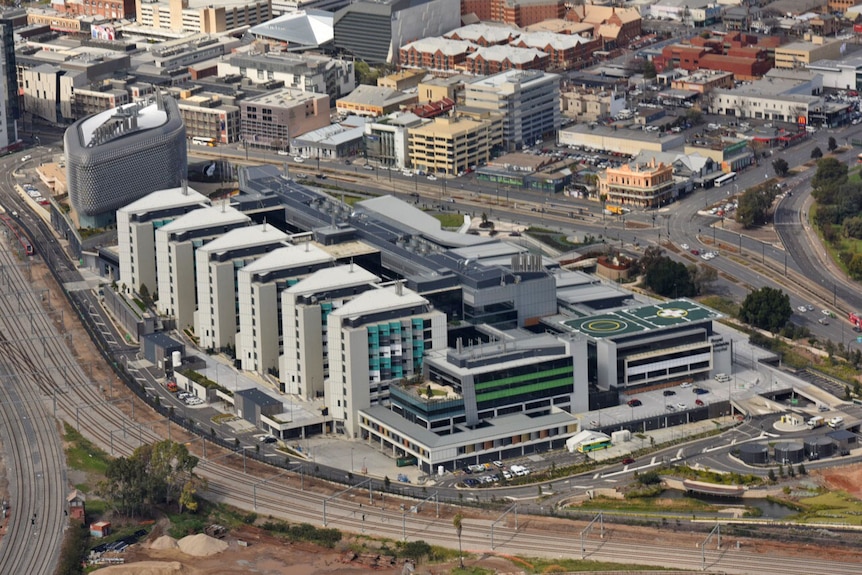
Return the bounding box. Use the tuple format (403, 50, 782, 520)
(64, 94, 187, 229)
(54, 0, 135, 19)
(240, 88, 330, 149)
(0, 15, 19, 154)
(326, 282, 447, 437)
(408, 115, 501, 176)
(364, 112, 425, 169)
(194, 224, 290, 351)
(155, 204, 251, 331)
(333, 0, 461, 64)
(236, 242, 335, 374)
(464, 69, 560, 151)
(280, 264, 380, 400)
(134, 0, 273, 34)
(176, 93, 241, 144)
(117, 183, 209, 298)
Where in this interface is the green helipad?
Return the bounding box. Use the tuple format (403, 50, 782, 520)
(562, 299, 722, 339)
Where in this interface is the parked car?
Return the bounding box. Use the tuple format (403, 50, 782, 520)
(695, 399, 705, 406)
(663, 390, 676, 396)
(676, 402, 687, 410)
(627, 398, 642, 407)
(622, 457, 635, 465)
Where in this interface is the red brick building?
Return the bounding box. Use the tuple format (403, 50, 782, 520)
(512, 31, 600, 70)
(55, 0, 135, 20)
(565, 5, 641, 49)
(400, 38, 476, 72)
(656, 32, 774, 80)
(467, 46, 549, 75)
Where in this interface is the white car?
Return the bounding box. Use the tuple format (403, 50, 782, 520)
(293, 156, 305, 163)
(680, 382, 692, 389)
(427, 175, 437, 181)
(797, 306, 807, 312)
(680, 243, 689, 250)
(822, 309, 831, 316)
(363, 164, 375, 171)
(21, 155, 31, 162)
(676, 403, 687, 410)
(277, 150, 289, 156)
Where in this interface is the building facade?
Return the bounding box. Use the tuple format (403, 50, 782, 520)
(597, 159, 675, 209)
(326, 283, 447, 437)
(55, 0, 135, 19)
(280, 264, 381, 400)
(117, 184, 209, 298)
(64, 95, 188, 228)
(236, 243, 335, 374)
(155, 205, 250, 331)
(0, 15, 19, 154)
(240, 88, 330, 149)
(464, 69, 560, 151)
(195, 224, 290, 351)
(134, 0, 272, 34)
(408, 115, 502, 175)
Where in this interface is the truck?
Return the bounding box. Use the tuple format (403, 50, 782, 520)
(828, 416, 844, 429)
(807, 415, 825, 429)
(849, 311, 862, 330)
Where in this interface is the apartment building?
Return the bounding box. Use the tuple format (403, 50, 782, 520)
(240, 88, 330, 149)
(176, 93, 241, 144)
(280, 264, 380, 400)
(155, 204, 250, 331)
(236, 242, 334, 374)
(117, 183, 209, 298)
(326, 283, 446, 437)
(134, 0, 272, 34)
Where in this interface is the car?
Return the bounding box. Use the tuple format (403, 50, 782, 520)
(690, 249, 700, 256)
(590, 419, 600, 427)
(627, 398, 642, 407)
(695, 399, 705, 407)
(680, 243, 689, 250)
(363, 164, 375, 171)
(344, 159, 351, 165)
(315, 173, 327, 179)
(509, 231, 522, 237)
(492, 460, 504, 468)
(663, 390, 676, 396)
(21, 155, 31, 162)
(822, 309, 831, 316)
(293, 157, 305, 163)
(277, 150, 289, 156)
(806, 304, 814, 311)
(427, 175, 437, 181)
(679, 382, 692, 389)
(676, 402, 687, 410)
(295, 173, 307, 179)
(797, 306, 807, 313)
(818, 317, 829, 325)
(621, 457, 635, 465)
(665, 404, 676, 412)
(693, 388, 709, 395)
(502, 470, 513, 480)
(259, 435, 277, 443)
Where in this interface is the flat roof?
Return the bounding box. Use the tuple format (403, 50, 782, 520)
(245, 88, 326, 107)
(561, 298, 722, 339)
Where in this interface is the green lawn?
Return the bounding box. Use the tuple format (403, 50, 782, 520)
(64, 423, 112, 475)
(790, 491, 862, 525)
(435, 214, 465, 228)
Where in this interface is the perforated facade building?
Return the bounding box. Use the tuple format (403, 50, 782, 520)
(64, 94, 187, 228)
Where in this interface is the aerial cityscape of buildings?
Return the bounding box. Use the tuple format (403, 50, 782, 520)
(3, 1, 862, 568)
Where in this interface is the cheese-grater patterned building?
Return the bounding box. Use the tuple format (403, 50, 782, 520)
(64, 93, 187, 228)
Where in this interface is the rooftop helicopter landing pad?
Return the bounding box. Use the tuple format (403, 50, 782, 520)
(562, 299, 723, 339)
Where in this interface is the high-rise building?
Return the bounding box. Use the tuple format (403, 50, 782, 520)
(281, 264, 380, 400)
(155, 204, 251, 331)
(64, 94, 187, 229)
(333, 0, 461, 64)
(236, 242, 335, 374)
(0, 14, 20, 154)
(326, 283, 446, 437)
(117, 183, 209, 298)
(194, 224, 289, 351)
(464, 69, 560, 151)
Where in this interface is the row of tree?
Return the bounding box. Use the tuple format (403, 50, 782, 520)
(809, 157, 862, 278)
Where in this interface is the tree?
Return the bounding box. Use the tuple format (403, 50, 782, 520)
(689, 264, 718, 295)
(740, 287, 792, 333)
(643, 60, 657, 79)
(139, 283, 152, 308)
(811, 146, 823, 159)
(772, 158, 789, 177)
(828, 136, 838, 152)
(453, 513, 464, 568)
(848, 254, 862, 280)
(811, 157, 848, 204)
(685, 109, 703, 125)
(736, 186, 772, 228)
(354, 61, 379, 85)
(637, 245, 665, 275)
(644, 258, 695, 298)
(843, 216, 862, 239)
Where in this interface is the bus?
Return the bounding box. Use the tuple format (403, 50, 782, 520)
(192, 136, 217, 147)
(714, 172, 737, 187)
(577, 439, 612, 453)
(857, 153, 862, 163)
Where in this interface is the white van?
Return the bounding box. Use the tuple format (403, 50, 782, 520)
(714, 373, 731, 383)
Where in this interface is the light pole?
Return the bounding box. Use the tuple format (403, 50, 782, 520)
(350, 448, 354, 473)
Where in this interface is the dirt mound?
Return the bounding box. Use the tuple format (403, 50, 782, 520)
(177, 533, 228, 557)
(149, 536, 179, 550)
(94, 561, 195, 575)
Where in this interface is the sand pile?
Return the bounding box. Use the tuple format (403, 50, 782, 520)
(149, 536, 179, 550)
(177, 533, 228, 557)
(94, 560, 194, 575)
